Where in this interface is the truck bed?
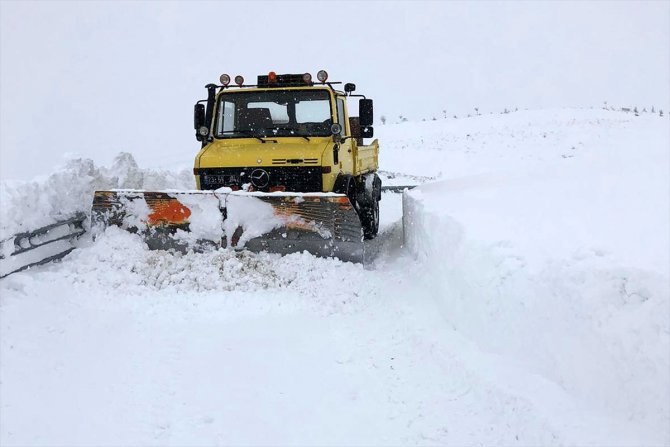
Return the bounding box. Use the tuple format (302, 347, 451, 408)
(355, 139, 379, 175)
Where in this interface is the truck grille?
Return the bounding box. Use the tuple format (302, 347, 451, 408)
(272, 158, 319, 165)
(197, 166, 323, 192)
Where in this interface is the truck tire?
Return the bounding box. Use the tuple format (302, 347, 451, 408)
(361, 196, 379, 239)
(358, 173, 381, 239)
(334, 174, 359, 210)
(336, 173, 379, 239)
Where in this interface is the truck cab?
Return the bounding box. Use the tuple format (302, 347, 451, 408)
(192, 70, 382, 238)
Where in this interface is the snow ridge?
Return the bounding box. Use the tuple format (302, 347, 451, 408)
(0, 152, 194, 240)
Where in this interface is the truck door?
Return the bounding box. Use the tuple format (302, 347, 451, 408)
(336, 97, 354, 175)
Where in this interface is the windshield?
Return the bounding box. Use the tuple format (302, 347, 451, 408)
(214, 89, 333, 139)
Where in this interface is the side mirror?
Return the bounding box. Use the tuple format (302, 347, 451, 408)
(361, 126, 374, 138)
(359, 99, 373, 126)
(344, 83, 356, 93)
(194, 103, 205, 129)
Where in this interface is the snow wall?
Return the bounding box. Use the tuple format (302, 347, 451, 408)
(402, 186, 669, 442)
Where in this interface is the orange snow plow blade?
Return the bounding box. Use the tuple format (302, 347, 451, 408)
(91, 190, 364, 262)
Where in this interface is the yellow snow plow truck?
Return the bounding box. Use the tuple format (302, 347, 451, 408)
(91, 70, 381, 263)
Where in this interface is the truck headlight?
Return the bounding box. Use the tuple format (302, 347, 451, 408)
(330, 123, 342, 135)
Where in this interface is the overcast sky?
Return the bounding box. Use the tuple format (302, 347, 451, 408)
(1, 0, 668, 181)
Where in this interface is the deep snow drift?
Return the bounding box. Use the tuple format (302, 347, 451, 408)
(1, 109, 668, 446)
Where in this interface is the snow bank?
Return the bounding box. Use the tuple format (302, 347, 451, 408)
(402, 148, 669, 443)
(0, 152, 194, 240)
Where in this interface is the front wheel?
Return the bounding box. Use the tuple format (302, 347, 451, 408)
(361, 197, 379, 239)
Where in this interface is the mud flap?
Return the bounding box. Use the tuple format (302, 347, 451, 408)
(91, 190, 364, 263)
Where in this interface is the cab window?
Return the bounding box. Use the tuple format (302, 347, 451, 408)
(214, 89, 333, 138)
(215, 100, 236, 134)
(336, 98, 346, 135)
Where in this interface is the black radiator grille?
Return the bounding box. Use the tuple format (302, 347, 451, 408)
(197, 166, 323, 192)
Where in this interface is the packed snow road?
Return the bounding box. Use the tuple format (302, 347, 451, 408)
(1, 109, 668, 446)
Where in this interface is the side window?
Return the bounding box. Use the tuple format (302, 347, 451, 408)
(216, 100, 235, 134)
(336, 98, 346, 135)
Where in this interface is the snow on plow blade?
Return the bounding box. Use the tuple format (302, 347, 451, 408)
(91, 190, 364, 263)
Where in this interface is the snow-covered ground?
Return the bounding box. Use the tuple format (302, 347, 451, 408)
(1, 109, 668, 446)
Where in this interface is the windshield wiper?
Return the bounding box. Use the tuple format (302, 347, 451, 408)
(262, 127, 310, 141)
(218, 130, 275, 143)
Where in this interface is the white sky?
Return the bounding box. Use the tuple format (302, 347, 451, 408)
(1, 0, 668, 180)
